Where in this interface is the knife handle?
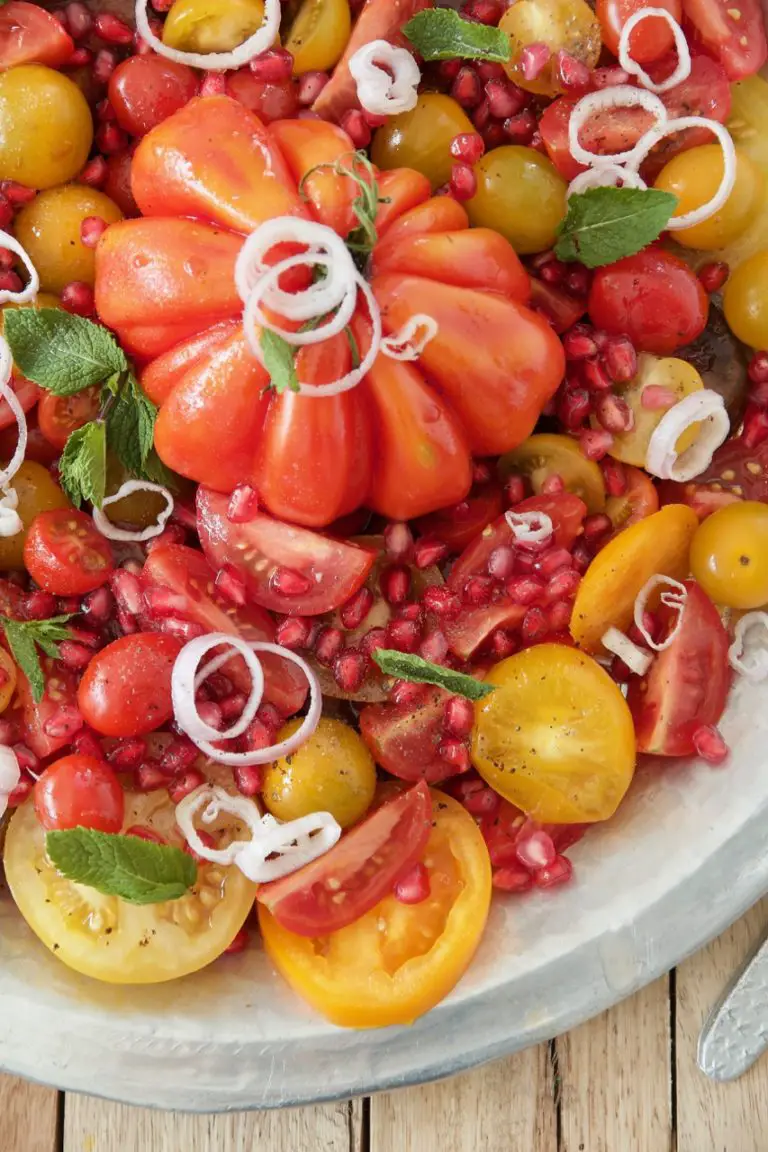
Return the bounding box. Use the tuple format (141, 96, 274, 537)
(698, 932, 768, 1081)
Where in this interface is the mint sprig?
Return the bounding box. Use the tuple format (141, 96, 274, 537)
(4, 308, 127, 395)
(1, 615, 73, 702)
(372, 649, 495, 702)
(554, 186, 678, 269)
(404, 9, 511, 62)
(46, 828, 197, 905)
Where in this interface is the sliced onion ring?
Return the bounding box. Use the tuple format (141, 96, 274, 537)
(0, 335, 27, 494)
(0, 232, 39, 306)
(92, 480, 174, 542)
(235, 218, 354, 317)
(618, 8, 691, 93)
(505, 509, 554, 545)
(645, 390, 730, 482)
(567, 164, 647, 199)
(134, 0, 280, 71)
(601, 626, 653, 675)
(568, 86, 668, 168)
(349, 40, 420, 116)
(0, 487, 21, 538)
(728, 612, 768, 682)
(633, 574, 687, 652)
(381, 315, 438, 361)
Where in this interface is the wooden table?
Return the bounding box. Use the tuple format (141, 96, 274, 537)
(7, 896, 768, 1152)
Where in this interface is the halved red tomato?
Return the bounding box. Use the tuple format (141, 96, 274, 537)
(626, 580, 730, 756)
(38, 387, 101, 451)
(0, 2, 73, 71)
(659, 435, 767, 517)
(196, 488, 376, 616)
(414, 483, 505, 552)
(682, 0, 767, 80)
(359, 687, 458, 784)
(256, 781, 433, 935)
(606, 465, 660, 534)
(14, 661, 80, 760)
(0, 375, 39, 432)
(528, 276, 588, 333)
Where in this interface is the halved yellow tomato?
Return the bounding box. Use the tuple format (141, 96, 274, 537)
(499, 432, 606, 512)
(285, 0, 351, 75)
(4, 788, 257, 984)
(602, 354, 705, 467)
(258, 791, 491, 1027)
(570, 503, 698, 652)
(471, 645, 635, 824)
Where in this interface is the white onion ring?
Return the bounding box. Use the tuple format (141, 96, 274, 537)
(601, 626, 653, 675)
(134, 0, 280, 71)
(0, 335, 27, 532)
(505, 510, 554, 544)
(568, 86, 668, 168)
(92, 480, 174, 542)
(634, 574, 688, 651)
(349, 40, 420, 116)
(243, 253, 358, 347)
(618, 8, 691, 93)
(0, 487, 21, 538)
(0, 231, 39, 306)
(645, 390, 730, 482)
(728, 613, 768, 682)
(567, 164, 647, 198)
(625, 117, 736, 230)
(381, 315, 438, 361)
(0, 745, 20, 819)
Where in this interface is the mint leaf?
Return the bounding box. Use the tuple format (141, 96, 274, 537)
(58, 420, 107, 509)
(372, 649, 495, 701)
(404, 9, 511, 62)
(106, 375, 157, 475)
(554, 187, 678, 269)
(1, 615, 73, 702)
(46, 828, 197, 905)
(4, 309, 128, 395)
(260, 330, 299, 395)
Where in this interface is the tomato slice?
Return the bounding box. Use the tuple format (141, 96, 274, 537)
(37, 387, 101, 451)
(626, 580, 730, 755)
(360, 688, 457, 784)
(682, 0, 767, 80)
(257, 781, 433, 936)
(24, 508, 114, 596)
(0, 2, 73, 70)
(414, 483, 505, 552)
(659, 435, 768, 516)
(196, 487, 376, 616)
(14, 660, 80, 760)
(141, 544, 309, 715)
(606, 465, 660, 534)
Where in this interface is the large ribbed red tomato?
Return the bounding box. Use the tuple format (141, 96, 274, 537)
(95, 97, 565, 529)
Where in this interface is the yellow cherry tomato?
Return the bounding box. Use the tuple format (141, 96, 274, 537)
(285, 0, 351, 75)
(690, 501, 768, 609)
(654, 145, 763, 251)
(0, 461, 69, 570)
(603, 354, 705, 468)
(0, 65, 92, 190)
(5, 788, 258, 984)
(728, 75, 768, 176)
(465, 146, 567, 255)
(259, 790, 491, 1027)
(723, 249, 768, 348)
(262, 717, 376, 829)
(471, 645, 635, 823)
(500, 0, 602, 97)
(499, 432, 606, 512)
(570, 504, 698, 652)
(371, 94, 474, 190)
(163, 0, 266, 52)
(0, 649, 17, 714)
(14, 186, 123, 294)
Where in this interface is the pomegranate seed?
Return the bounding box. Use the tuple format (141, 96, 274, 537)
(451, 66, 483, 109)
(591, 65, 631, 88)
(65, 2, 93, 38)
(297, 71, 329, 105)
(94, 11, 134, 43)
(159, 737, 198, 776)
(414, 537, 448, 569)
(43, 706, 84, 740)
(485, 77, 525, 119)
(135, 763, 166, 792)
(13, 744, 40, 774)
(234, 763, 264, 797)
(748, 351, 768, 385)
(463, 785, 501, 818)
(390, 679, 427, 707)
(521, 606, 549, 643)
(394, 861, 431, 904)
(602, 337, 637, 384)
(81, 586, 114, 623)
(339, 586, 374, 630)
(536, 548, 573, 579)
(582, 358, 613, 391)
(71, 730, 102, 760)
(395, 604, 425, 626)
(487, 545, 515, 581)
(0, 270, 21, 295)
(540, 473, 565, 495)
(182, 827, 216, 862)
(249, 47, 293, 82)
(214, 564, 247, 607)
(96, 98, 115, 123)
(443, 695, 475, 738)
(464, 0, 504, 22)
(595, 392, 633, 434)
(503, 110, 537, 143)
(157, 617, 205, 642)
(450, 132, 485, 164)
(539, 259, 566, 285)
(200, 71, 226, 96)
(555, 50, 590, 92)
(244, 718, 274, 751)
(195, 701, 222, 732)
(360, 626, 388, 661)
(57, 640, 93, 670)
(0, 196, 12, 231)
(449, 162, 477, 201)
(493, 866, 533, 893)
(227, 484, 259, 522)
(258, 700, 283, 731)
(600, 457, 627, 498)
(422, 585, 462, 619)
(742, 403, 768, 450)
(563, 326, 598, 360)
(545, 569, 581, 604)
(65, 46, 92, 67)
(557, 385, 591, 430)
(548, 601, 573, 631)
(7, 779, 33, 808)
(125, 825, 165, 844)
(110, 569, 143, 616)
(384, 521, 413, 560)
(168, 768, 206, 804)
(108, 738, 147, 771)
(420, 629, 448, 663)
(693, 724, 729, 765)
(516, 829, 557, 870)
(437, 738, 471, 773)
(489, 628, 518, 659)
(438, 59, 462, 83)
(117, 608, 138, 635)
(506, 575, 545, 605)
(24, 590, 57, 620)
(219, 692, 247, 722)
(143, 585, 188, 619)
(314, 626, 344, 666)
(504, 475, 526, 505)
(61, 281, 95, 316)
(270, 566, 311, 596)
(96, 121, 127, 154)
(534, 854, 573, 888)
(275, 615, 313, 649)
(333, 647, 366, 692)
(565, 266, 591, 296)
(581, 513, 612, 543)
(698, 261, 729, 293)
(92, 47, 117, 83)
(750, 381, 768, 408)
(385, 617, 421, 653)
(380, 564, 411, 606)
(638, 384, 676, 412)
(462, 575, 494, 606)
(609, 654, 633, 683)
(579, 428, 614, 460)
(146, 525, 186, 553)
(80, 216, 108, 250)
(340, 108, 371, 148)
(520, 42, 551, 81)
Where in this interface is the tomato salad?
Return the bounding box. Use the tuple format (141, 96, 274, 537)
(0, 0, 765, 1029)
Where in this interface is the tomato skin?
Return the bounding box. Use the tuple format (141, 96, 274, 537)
(257, 781, 433, 936)
(108, 56, 199, 137)
(682, 0, 767, 80)
(597, 0, 681, 62)
(659, 435, 768, 515)
(626, 581, 730, 756)
(360, 688, 458, 784)
(34, 754, 124, 833)
(37, 387, 101, 451)
(0, 2, 73, 71)
(24, 509, 113, 596)
(415, 484, 505, 552)
(606, 465, 660, 534)
(78, 633, 184, 738)
(588, 250, 709, 355)
(14, 662, 79, 760)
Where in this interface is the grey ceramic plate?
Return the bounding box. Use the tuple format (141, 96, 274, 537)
(0, 671, 765, 1111)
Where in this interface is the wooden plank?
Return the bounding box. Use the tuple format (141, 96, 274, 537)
(0, 1074, 59, 1152)
(62, 1094, 363, 1152)
(558, 975, 673, 1152)
(369, 1044, 557, 1152)
(676, 896, 768, 1152)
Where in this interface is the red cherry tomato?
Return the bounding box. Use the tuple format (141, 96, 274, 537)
(626, 580, 730, 755)
(682, 0, 767, 79)
(597, 0, 681, 61)
(24, 509, 114, 596)
(37, 387, 101, 451)
(414, 484, 505, 552)
(196, 487, 376, 616)
(0, 2, 73, 70)
(109, 56, 199, 137)
(256, 782, 433, 935)
(14, 661, 79, 760)
(0, 375, 39, 432)
(78, 632, 183, 738)
(225, 69, 299, 122)
(588, 250, 709, 355)
(360, 688, 461, 784)
(34, 754, 124, 833)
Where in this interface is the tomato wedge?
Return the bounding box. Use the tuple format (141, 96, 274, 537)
(682, 0, 767, 80)
(257, 781, 433, 936)
(14, 661, 80, 760)
(360, 688, 458, 784)
(196, 487, 376, 616)
(659, 435, 768, 516)
(626, 580, 730, 756)
(414, 483, 505, 552)
(0, 2, 73, 71)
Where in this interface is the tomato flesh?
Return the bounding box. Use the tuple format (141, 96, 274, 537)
(14, 661, 79, 760)
(37, 387, 101, 451)
(77, 633, 184, 738)
(24, 508, 114, 596)
(682, 0, 767, 80)
(34, 754, 124, 833)
(0, 2, 73, 71)
(360, 688, 459, 784)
